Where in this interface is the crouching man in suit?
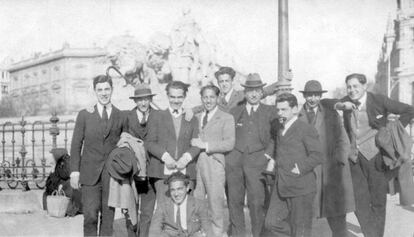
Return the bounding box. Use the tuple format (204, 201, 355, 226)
(149, 172, 211, 237)
(263, 93, 324, 237)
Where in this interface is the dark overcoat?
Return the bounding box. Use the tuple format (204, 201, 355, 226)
(298, 100, 355, 217)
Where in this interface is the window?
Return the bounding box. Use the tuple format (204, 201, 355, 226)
(1, 85, 7, 94)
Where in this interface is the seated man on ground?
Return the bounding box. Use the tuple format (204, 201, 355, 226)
(149, 172, 211, 237)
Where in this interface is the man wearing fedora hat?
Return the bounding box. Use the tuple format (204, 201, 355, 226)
(125, 83, 157, 237)
(226, 73, 277, 237)
(298, 80, 354, 237)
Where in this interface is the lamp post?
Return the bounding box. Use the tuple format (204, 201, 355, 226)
(276, 0, 293, 95)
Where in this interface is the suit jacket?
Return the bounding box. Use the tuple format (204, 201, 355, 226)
(271, 119, 324, 197)
(125, 107, 155, 141)
(298, 101, 355, 217)
(197, 108, 235, 166)
(145, 110, 201, 179)
(70, 105, 125, 185)
(230, 103, 278, 154)
(149, 196, 211, 237)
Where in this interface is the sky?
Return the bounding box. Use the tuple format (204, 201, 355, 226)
(0, 0, 397, 98)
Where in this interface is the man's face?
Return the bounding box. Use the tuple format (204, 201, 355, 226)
(134, 97, 151, 114)
(304, 93, 322, 109)
(169, 180, 189, 204)
(201, 88, 218, 112)
(168, 88, 186, 110)
(217, 74, 233, 95)
(245, 87, 263, 105)
(346, 78, 367, 101)
(276, 101, 297, 124)
(94, 82, 112, 106)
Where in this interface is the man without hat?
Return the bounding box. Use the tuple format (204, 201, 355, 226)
(334, 73, 414, 237)
(145, 80, 201, 215)
(191, 84, 235, 237)
(226, 73, 278, 237)
(263, 93, 324, 237)
(298, 80, 354, 237)
(149, 172, 211, 237)
(125, 83, 157, 237)
(70, 75, 125, 236)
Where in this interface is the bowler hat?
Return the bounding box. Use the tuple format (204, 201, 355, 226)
(129, 83, 156, 99)
(299, 80, 327, 94)
(241, 73, 267, 88)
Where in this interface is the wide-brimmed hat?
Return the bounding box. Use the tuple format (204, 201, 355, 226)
(241, 73, 267, 88)
(299, 80, 327, 94)
(129, 83, 156, 99)
(107, 147, 138, 181)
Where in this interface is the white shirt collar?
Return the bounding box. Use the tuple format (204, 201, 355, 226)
(136, 108, 149, 122)
(356, 92, 367, 110)
(97, 103, 112, 119)
(246, 103, 260, 115)
(169, 107, 183, 118)
(224, 88, 234, 102)
(282, 115, 298, 136)
(173, 195, 188, 230)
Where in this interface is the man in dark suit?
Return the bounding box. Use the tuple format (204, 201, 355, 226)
(263, 93, 324, 237)
(70, 75, 125, 236)
(125, 83, 157, 237)
(334, 73, 414, 237)
(226, 73, 277, 237)
(149, 172, 211, 237)
(145, 80, 201, 213)
(299, 80, 354, 237)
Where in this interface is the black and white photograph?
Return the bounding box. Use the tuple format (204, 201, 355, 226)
(0, 0, 413, 236)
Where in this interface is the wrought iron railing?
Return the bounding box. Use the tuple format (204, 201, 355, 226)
(0, 112, 74, 190)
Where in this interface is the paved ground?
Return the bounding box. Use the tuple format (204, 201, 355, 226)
(0, 190, 413, 237)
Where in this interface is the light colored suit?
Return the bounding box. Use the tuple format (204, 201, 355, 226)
(194, 108, 235, 237)
(149, 196, 211, 237)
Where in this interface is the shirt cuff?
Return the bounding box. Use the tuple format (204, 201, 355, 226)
(264, 153, 273, 161)
(182, 152, 192, 163)
(70, 172, 80, 178)
(161, 152, 170, 163)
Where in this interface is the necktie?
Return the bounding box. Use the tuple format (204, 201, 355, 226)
(102, 105, 109, 128)
(140, 112, 147, 126)
(353, 100, 361, 110)
(307, 109, 316, 124)
(202, 110, 209, 129)
(249, 106, 254, 116)
(176, 205, 183, 230)
(221, 94, 228, 106)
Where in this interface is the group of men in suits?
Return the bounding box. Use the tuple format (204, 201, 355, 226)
(70, 67, 414, 237)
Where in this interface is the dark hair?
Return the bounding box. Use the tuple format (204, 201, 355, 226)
(214, 66, 236, 80)
(164, 171, 190, 186)
(345, 73, 367, 85)
(276, 93, 298, 108)
(93, 75, 113, 89)
(166, 81, 189, 96)
(200, 84, 220, 96)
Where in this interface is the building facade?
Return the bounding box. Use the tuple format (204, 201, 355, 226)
(6, 45, 108, 114)
(376, 0, 414, 105)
